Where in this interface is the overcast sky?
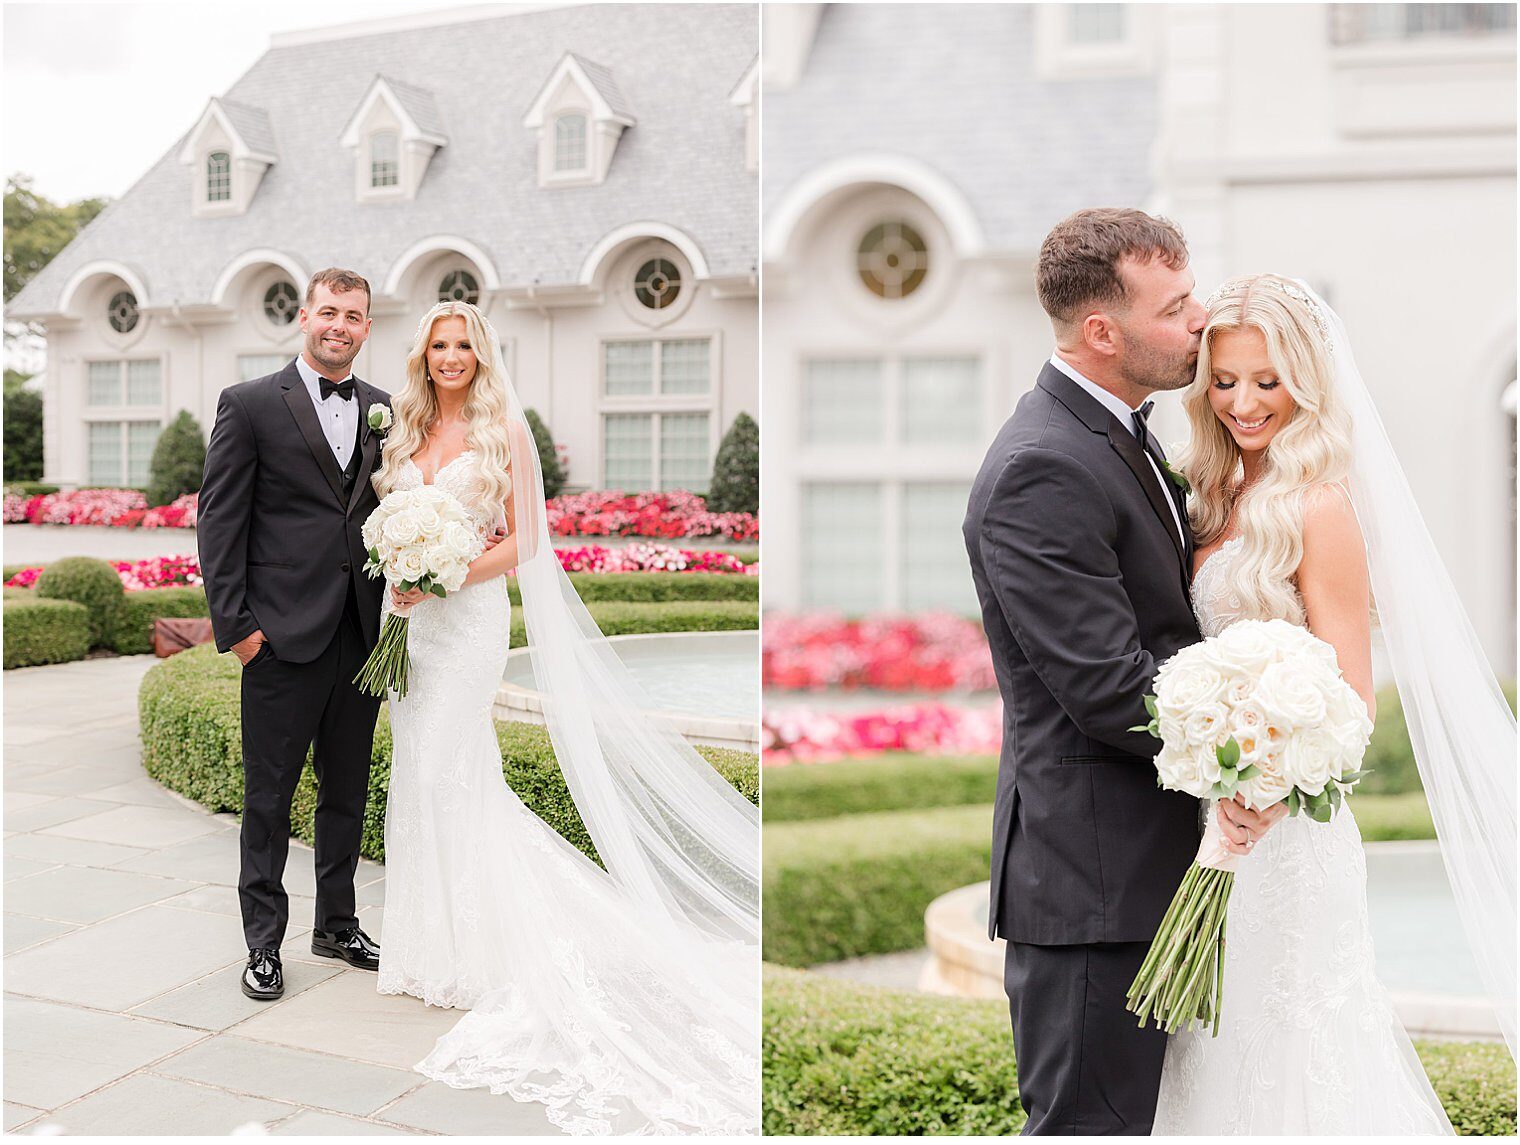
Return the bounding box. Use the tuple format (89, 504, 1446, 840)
(2, 2, 557, 204)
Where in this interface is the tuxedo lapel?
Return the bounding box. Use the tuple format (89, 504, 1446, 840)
(1037, 366, 1190, 580)
(279, 364, 346, 506)
(347, 380, 381, 516)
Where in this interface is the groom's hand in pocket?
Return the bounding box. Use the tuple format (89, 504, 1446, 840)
(1217, 796, 1289, 856)
(232, 629, 268, 667)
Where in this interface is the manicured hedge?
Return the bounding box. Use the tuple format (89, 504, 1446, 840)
(506, 571, 758, 605)
(35, 556, 124, 645)
(139, 643, 757, 867)
(764, 794, 1434, 968)
(110, 586, 212, 654)
(762, 966, 1517, 1136)
(509, 600, 756, 647)
(763, 754, 996, 822)
(2, 597, 91, 668)
(764, 804, 991, 967)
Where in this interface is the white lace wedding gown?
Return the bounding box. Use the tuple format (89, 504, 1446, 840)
(375, 452, 758, 1135)
(1152, 534, 1452, 1135)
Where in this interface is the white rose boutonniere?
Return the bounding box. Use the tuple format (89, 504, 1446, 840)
(368, 404, 392, 433)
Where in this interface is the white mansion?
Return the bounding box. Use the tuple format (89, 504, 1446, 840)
(761, 2, 1517, 676)
(10, 3, 759, 499)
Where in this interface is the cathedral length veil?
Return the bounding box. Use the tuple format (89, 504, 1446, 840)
(413, 312, 760, 1130)
(1297, 281, 1516, 1056)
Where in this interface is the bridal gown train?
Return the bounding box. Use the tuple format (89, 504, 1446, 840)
(1152, 534, 1452, 1135)
(375, 453, 758, 1135)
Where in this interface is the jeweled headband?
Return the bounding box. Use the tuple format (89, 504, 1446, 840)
(1204, 275, 1334, 355)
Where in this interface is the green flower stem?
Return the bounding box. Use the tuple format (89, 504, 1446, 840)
(1127, 863, 1235, 1035)
(353, 613, 412, 699)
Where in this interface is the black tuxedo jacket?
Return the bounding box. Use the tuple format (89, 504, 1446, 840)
(198, 360, 390, 663)
(963, 363, 1203, 945)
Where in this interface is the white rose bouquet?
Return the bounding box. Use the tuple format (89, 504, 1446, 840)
(352, 486, 485, 698)
(1126, 618, 1374, 1034)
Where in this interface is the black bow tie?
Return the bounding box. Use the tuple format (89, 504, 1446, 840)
(320, 377, 355, 402)
(1132, 400, 1155, 440)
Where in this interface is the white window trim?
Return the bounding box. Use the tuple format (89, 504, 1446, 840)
(368, 131, 402, 192)
(597, 331, 722, 490)
(1034, 3, 1155, 79)
(553, 112, 590, 175)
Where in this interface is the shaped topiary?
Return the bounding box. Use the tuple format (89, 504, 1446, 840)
(524, 408, 566, 500)
(34, 555, 125, 647)
(145, 410, 205, 507)
(705, 411, 758, 514)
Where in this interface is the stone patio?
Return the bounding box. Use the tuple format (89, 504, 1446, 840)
(3, 656, 564, 1135)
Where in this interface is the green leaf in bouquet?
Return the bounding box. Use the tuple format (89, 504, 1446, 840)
(1215, 737, 1241, 770)
(1144, 695, 1159, 719)
(428, 583, 447, 599)
(368, 547, 380, 563)
(1328, 784, 1342, 810)
(1128, 724, 1150, 733)
(399, 579, 416, 592)
(1287, 788, 1302, 817)
(1310, 802, 1334, 823)
(1235, 763, 1261, 781)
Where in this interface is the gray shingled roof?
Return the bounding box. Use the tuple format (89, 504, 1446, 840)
(568, 54, 635, 122)
(13, 3, 755, 317)
(761, 4, 1157, 256)
(219, 98, 278, 158)
(376, 75, 446, 140)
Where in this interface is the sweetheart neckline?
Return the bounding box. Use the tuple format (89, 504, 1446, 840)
(408, 449, 476, 487)
(1192, 533, 1243, 585)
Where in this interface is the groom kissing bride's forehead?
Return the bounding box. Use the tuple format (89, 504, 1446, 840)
(963, 208, 1279, 1135)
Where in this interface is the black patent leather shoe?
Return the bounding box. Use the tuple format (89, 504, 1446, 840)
(241, 947, 283, 1000)
(311, 926, 381, 970)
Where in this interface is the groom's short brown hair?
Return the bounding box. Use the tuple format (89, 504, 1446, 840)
(1036, 209, 1188, 327)
(305, 267, 372, 313)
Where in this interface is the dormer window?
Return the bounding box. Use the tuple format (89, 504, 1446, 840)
(178, 98, 277, 217)
(555, 114, 588, 173)
(370, 133, 400, 188)
(206, 152, 232, 202)
(523, 54, 636, 188)
(340, 76, 447, 204)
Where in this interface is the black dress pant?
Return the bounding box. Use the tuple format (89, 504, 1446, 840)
(1004, 940, 1168, 1135)
(237, 592, 381, 950)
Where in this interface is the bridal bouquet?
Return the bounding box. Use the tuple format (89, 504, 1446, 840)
(352, 486, 484, 699)
(1126, 618, 1374, 1034)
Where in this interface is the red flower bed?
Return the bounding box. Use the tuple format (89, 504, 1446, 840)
(4, 554, 203, 592)
(546, 491, 758, 543)
(763, 701, 1003, 765)
(763, 613, 996, 693)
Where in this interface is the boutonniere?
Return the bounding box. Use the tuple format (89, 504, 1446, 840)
(367, 404, 392, 434)
(1160, 457, 1191, 496)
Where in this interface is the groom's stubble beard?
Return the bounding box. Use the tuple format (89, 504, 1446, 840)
(1115, 322, 1199, 395)
(305, 326, 363, 374)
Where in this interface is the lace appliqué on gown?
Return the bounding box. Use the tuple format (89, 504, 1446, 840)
(375, 453, 759, 1135)
(1152, 536, 1452, 1135)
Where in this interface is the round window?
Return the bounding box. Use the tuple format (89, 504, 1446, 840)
(634, 258, 681, 310)
(439, 270, 480, 305)
(108, 291, 140, 333)
(857, 222, 929, 300)
(263, 281, 299, 326)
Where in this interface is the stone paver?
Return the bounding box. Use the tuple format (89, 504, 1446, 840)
(1, 655, 568, 1135)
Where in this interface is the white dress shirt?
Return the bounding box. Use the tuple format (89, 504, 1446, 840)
(1049, 353, 1186, 547)
(295, 354, 359, 469)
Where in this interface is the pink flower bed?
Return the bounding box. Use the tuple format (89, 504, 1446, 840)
(6, 546, 753, 591)
(546, 491, 758, 543)
(763, 613, 996, 692)
(763, 701, 1003, 765)
(556, 543, 756, 576)
(17, 488, 151, 527)
(141, 493, 198, 528)
(4, 554, 203, 592)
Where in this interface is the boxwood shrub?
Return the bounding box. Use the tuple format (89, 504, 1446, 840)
(110, 586, 213, 654)
(2, 597, 91, 668)
(510, 600, 756, 647)
(763, 795, 1433, 968)
(762, 966, 1516, 1136)
(34, 556, 124, 646)
(139, 643, 757, 867)
(507, 571, 758, 605)
(763, 754, 997, 822)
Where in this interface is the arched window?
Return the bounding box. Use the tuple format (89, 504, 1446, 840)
(370, 133, 399, 188)
(206, 152, 231, 202)
(555, 114, 588, 172)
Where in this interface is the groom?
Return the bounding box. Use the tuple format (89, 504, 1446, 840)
(199, 268, 389, 1000)
(963, 210, 1283, 1133)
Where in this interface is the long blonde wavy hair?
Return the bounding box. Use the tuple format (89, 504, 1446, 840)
(373, 301, 514, 512)
(1175, 274, 1355, 623)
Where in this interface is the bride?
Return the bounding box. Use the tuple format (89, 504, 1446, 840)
(368, 300, 759, 1135)
(1152, 274, 1514, 1134)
